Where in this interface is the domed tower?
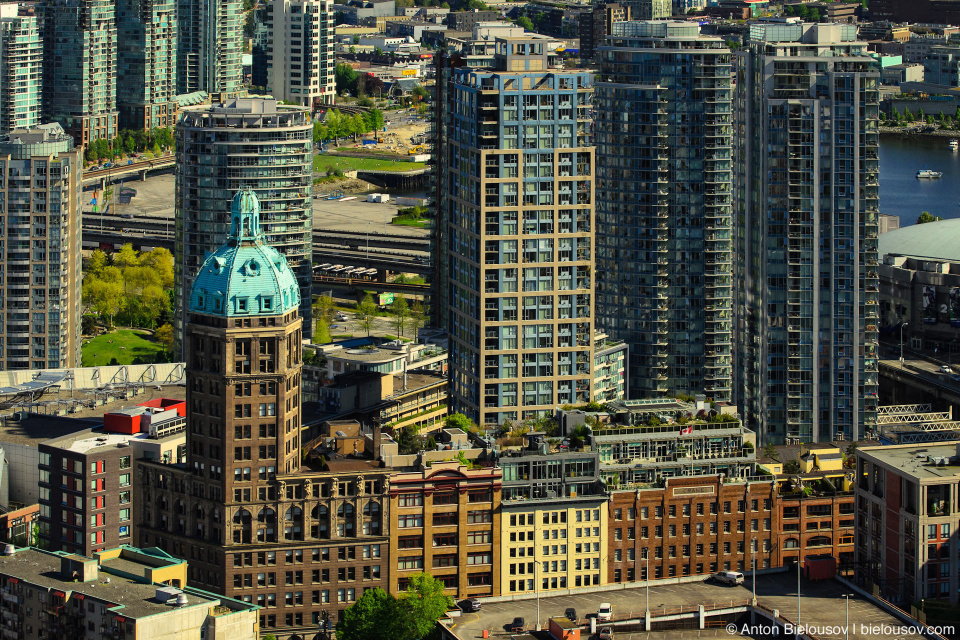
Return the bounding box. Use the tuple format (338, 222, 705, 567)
(185, 188, 304, 508)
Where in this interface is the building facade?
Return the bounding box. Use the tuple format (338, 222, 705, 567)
(388, 461, 501, 599)
(177, 0, 242, 97)
(0, 124, 82, 370)
(37, 411, 186, 556)
(499, 433, 608, 596)
(854, 442, 960, 604)
(923, 45, 960, 86)
(735, 20, 880, 443)
(0, 546, 260, 640)
(117, 0, 178, 131)
(174, 99, 313, 355)
(443, 37, 596, 427)
(0, 5, 42, 133)
(624, 0, 671, 20)
(263, 0, 336, 107)
(608, 476, 779, 583)
(595, 21, 734, 403)
(39, 0, 118, 146)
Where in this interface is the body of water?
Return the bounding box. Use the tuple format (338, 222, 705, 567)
(880, 135, 960, 226)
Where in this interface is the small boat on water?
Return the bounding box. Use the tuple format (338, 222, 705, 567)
(917, 169, 944, 179)
(951, 139, 959, 150)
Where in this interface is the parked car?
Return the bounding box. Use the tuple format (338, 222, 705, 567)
(461, 598, 481, 612)
(941, 365, 954, 374)
(709, 570, 744, 586)
(597, 603, 613, 621)
(564, 607, 577, 621)
(509, 617, 524, 632)
(598, 627, 614, 640)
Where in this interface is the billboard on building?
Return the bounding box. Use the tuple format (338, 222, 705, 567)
(951, 288, 960, 327)
(923, 285, 937, 324)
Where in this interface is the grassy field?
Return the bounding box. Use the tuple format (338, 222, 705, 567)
(81, 329, 165, 366)
(313, 155, 427, 173)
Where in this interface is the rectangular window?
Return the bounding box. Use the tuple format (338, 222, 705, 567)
(397, 556, 424, 570)
(433, 512, 458, 527)
(467, 511, 492, 524)
(398, 494, 424, 507)
(397, 514, 423, 528)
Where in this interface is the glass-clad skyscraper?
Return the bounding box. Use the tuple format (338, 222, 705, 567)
(595, 21, 733, 402)
(735, 21, 880, 443)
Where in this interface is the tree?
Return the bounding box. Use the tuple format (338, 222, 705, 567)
(391, 294, 409, 336)
(411, 85, 428, 103)
(918, 211, 942, 224)
(368, 108, 385, 133)
(314, 294, 336, 324)
(398, 573, 453, 640)
(352, 34, 360, 44)
(335, 63, 359, 95)
(87, 249, 109, 277)
(409, 299, 429, 337)
(125, 135, 135, 154)
(516, 15, 534, 30)
(763, 443, 777, 460)
(337, 588, 406, 640)
(316, 317, 332, 344)
(112, 243, 141, 270)
(357, 293, 377, 336)
(351, 113, 366, 140)
(444, 412, 472, 432)
(155, 323, 175, 352)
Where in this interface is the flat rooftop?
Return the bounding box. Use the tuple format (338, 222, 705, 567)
(859, 442, 960, 480)
(0, 548, 218, 620)
(42, 425, 183, 454)
(452, 572, 910, 640)
(0, 414, 102, 447)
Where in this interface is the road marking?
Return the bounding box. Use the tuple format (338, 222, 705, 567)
(452, 612, 479, 629)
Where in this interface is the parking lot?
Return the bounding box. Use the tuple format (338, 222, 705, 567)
(450, 573, 920, 640)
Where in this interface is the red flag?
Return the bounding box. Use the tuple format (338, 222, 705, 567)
(679, 425, 693, 435)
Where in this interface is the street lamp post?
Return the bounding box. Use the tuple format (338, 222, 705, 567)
(751, 537, 757, 605)
(797, 558, 801, 627)
(841, 593, 854, 640)
(645, 553, 650, 618)
(901, 322, 909, 368)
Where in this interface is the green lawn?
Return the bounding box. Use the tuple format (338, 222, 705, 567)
(313, 155, 427, 173)
(390, 217, 431, 228)
(82, 329, 165, 367)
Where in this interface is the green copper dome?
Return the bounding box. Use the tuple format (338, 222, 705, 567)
(189, 189, 301, 318)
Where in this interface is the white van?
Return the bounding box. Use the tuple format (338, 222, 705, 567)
(597, 603, 613, 621)
(710, 570, 744, 586)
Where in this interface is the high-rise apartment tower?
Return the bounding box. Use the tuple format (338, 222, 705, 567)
(0, 4, 42, 133)
(442, 37, 596, 426)
(595, 21, 733, 402)
(177, 0, 242, 97)
(40, 0, 118, 145)
(262, 0, 335, 107)
(0, 123, 82, 370)
(117, 0, 178, 130)
(174, 98, 314, 355)
(735, 20, 880, 443)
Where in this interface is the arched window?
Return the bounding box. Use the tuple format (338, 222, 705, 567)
(784, 538, 799, 549)
(213, 509, 221, 523)
(337, 504, 354, 519)
(258, 507, 276, 523)
(363, 502, 380, 517)
(312, 505, 328, 519)
(285, 506, 303, 521)
(807, 536, 831, 548)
